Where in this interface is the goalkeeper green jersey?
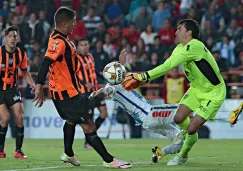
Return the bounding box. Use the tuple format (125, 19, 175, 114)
(148, 39, 225, 92)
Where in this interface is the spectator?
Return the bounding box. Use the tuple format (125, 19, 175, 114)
(226, 19, 243, 41)
(180, 0, 193, 15)
(212, 49, 230, 72)
(152, 1, 171, 32)
(140, 24, 157, 46)
(201, 5, 225, 33)
(149, 35, 165, 59)
(216, 35, 236, 66)
(89, 22, 107, 49)
(158, 19, 175, 47)
(104, 0, 124, 27)
(132, 38, 148, 57)
(135, 6, 152, 32)
(15, 0, 27, 16)
(162, 67, 188, 104)
(0, 1, 9, 19)
(103, 33, 117, 60)
(83, 6, 101, 36)
(68, 16, 87, 41)
(87, 0, 106, 17)
(122, 23, 141, 46)
(36, 10, 51, 47)
(92, 40, 110, 83)
(201, 20, 219, 43)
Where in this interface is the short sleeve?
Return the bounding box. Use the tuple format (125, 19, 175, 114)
(20, 52, 28, 71)
(45, 39, 65, 60)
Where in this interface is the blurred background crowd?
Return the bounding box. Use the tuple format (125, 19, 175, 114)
(0, 0, 243, 101)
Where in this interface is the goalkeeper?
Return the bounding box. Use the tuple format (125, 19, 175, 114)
(122, 19, 226, 166)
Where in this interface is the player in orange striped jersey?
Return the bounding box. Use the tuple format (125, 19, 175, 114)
(0, 25, 36, 159)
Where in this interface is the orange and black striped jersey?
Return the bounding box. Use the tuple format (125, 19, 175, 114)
(45, 30, 80, 100)
(0, 46, 27, 90)
(76, 53, 98, 94)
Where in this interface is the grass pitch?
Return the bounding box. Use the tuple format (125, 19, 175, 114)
(0, 139, 242, 171)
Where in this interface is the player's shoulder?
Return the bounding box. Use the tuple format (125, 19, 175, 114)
(187, 39, 204, 50)
(16, 47, 26, 56)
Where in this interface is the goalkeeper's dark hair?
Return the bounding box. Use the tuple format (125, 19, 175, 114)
(54, 7, 76, 26)
(177, 19, 200, 39)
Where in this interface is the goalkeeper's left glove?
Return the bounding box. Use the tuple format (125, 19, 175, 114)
(121, 72, 150, 91)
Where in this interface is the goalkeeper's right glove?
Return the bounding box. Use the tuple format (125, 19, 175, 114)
(121, 72, 150, 91)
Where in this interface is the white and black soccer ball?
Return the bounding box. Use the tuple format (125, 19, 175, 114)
(103, 62, 126, 85)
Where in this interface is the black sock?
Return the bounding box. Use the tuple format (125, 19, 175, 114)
(15, 126, 24, 151)
(95, 116, 105, 130)
(85, 132, 113, 163)
(63, 122, 75, 157)
(0, 125, 8, 152)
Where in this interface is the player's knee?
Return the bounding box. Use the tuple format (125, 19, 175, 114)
(15, 114, 24, 127)
(81, 121, 96, 133)
(174, 115, 183, 124)
(0, 115, 10, 126)
(187, 125, 197, 135)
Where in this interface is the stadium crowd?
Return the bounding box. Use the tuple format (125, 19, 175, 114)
(0, 0, 243, 100)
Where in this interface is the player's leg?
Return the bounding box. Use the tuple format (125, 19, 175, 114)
(95, 93, 108, 130)
(79, 98, 132, 168)
(85, 93, 108, 148)
(0, 103, 11, 158)
(52, 98, 80, 166)
(10, 102, 27, 159)
(5, 89, 27, 159)
(80, 120, 132, 168)
(60, 120, 80, 166)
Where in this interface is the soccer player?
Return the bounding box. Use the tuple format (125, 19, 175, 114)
(0, 25, 36, 159)
(89, 68, 186, 162)
(122, 19, 226, 165)
(33, 7, 132, 168)
(76, 38, 108, 148)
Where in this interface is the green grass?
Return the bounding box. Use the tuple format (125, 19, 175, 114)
(1, 139, 242, 171)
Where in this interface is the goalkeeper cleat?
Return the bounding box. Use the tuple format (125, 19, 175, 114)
(229, 102, 243, 125)
(60, 153, 80, 166)
(167, 155, 188, 166)
(0, 152, 6, 158)
(151, 146, 164, 163)
(14, 150, 27, 159)
(103, 158, 132, 168)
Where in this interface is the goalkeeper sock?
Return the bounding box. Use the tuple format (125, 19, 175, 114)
(178, 133, 198, 158)
(85, 132, 113, 163)
(178, 117, 190, 131)
(95, 116, 105, 130)
(63, 122, 75, 157)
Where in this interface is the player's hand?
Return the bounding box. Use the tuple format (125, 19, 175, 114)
(88, 91, 99, 99)
(121, 72, 149, 91)
(119, 49, 128, 65)
(32, 84, 45, 108)
(30, 84, 36, 95)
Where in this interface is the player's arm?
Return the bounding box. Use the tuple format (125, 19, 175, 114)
(89, 84, 117, 99)
(33, 39, 65, 107)
(19, 51, 35, 88)
(122, 45, 196, 91)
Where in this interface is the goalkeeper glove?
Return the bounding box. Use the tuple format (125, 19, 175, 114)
(121, 72, 150, 91)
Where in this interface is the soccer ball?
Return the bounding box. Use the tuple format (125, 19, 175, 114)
(103, 62, 126, 85)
